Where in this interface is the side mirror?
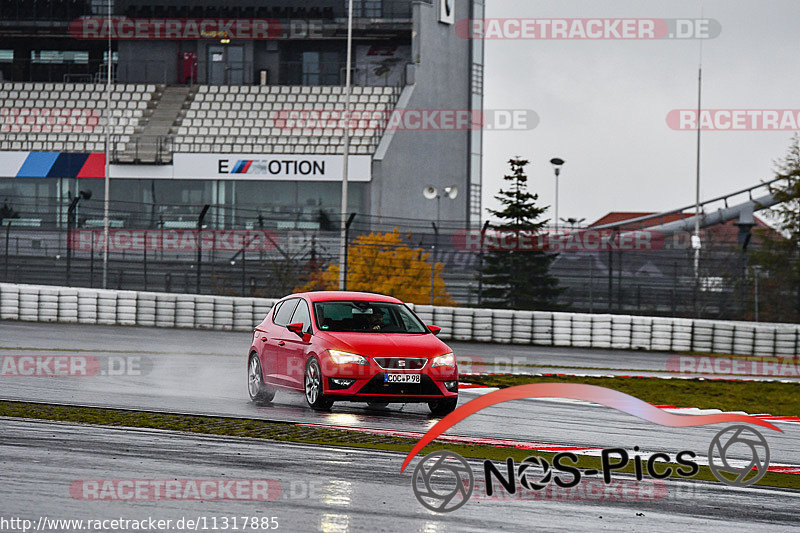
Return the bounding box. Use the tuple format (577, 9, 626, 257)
(286, 323, 306, 337)
(427, 325, 442, 336)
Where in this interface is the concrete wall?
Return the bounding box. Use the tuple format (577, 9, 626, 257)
(371, 0, 472, 223)
(3, 282, 799, 357)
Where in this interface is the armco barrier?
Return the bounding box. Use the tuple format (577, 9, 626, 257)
(1, 283, 799, 357)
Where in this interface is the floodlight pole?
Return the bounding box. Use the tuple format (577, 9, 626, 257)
(343, 212, 356, 290)
(693, 66, 703, 280)
(338, 0, 354, 290)
(102, 0, 112, 288)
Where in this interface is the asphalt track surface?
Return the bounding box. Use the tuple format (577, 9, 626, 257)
(2, 418, 800, 532)
(1, 321, 798, 469)
(1, 321, 799, 531)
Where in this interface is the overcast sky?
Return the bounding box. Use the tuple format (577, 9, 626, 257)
(481, 0, 800, 225)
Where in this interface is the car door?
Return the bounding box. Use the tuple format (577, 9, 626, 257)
(262, 297, 299, 387)
(280, 298, 313, 389)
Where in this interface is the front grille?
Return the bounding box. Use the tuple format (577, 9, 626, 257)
(373, 357, 428, 370)
(357, 373, 443, 396)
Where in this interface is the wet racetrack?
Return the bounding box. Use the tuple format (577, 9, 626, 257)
(1, 320, 798, 531)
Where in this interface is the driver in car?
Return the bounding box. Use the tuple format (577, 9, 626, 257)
(367, 308, 385, 331)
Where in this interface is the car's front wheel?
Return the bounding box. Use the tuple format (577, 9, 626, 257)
(428, 397, 458, 416)
(305, 357, 334, 411)
(248, 353, 276, 405)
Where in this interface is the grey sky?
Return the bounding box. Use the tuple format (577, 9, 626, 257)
(481, 0, 800, 225)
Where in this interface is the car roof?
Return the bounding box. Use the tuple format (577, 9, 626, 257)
(290, 291, 404, 304)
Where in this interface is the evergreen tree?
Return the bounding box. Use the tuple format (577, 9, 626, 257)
(749, 134, 800, 321)
(479, 157, 563, 309)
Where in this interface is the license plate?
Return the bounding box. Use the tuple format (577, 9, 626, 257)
(385, 373, 421, 384)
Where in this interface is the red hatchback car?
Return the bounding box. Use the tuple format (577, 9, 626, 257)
(247, 291, 459, 415)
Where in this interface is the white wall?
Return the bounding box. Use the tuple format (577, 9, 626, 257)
(1, 283, 799, 356)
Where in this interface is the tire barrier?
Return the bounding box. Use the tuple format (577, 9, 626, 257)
(1, 282, 799, 356)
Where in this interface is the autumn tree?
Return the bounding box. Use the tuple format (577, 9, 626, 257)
(479, 157, 563, 310)
(295, 228, 456, 306)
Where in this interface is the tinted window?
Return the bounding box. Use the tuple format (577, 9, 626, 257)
(290, 300, 312, 332)
(313, 301, 427, 333)
(273, 298, 299, 326)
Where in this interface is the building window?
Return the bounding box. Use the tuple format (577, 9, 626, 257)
(30, 51, 89, 64)
(302, 51, 341, 85)
(352, 0, 383, 18)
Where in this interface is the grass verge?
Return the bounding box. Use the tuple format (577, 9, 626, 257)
(1, 400, 797, 490)
(460, 374, 800, 417)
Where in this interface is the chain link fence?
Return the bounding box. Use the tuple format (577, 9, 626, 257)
(0, 195, 787, 322)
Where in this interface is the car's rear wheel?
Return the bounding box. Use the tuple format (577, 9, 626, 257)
(428, 397, 458, 416)
(366, 402, 389, 409)
(305, 357, 333, 411)
(248, 353, 275, 405)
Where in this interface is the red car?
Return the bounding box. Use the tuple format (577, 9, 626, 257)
(247, 291, 458, 415)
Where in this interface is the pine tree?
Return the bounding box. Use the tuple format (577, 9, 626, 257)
(479, 157, 563, 309)
(749, 134, 800, 321)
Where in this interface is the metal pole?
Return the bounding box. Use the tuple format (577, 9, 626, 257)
(241, 247, 246, 296)
(143, 232, 148, 291)
(196, 204, 210, 294)
(607, 248, 613, 312)
(693, 66, 702, 279)
(554, 169, 559, 231)
(66, 196, 79, 286)
(4, 221, 10, 280)
(343, 212, 356, 290)
(90, 236, 94, 288)
(430, 262, 435, 306)
(102, 0, 112, 289)
(754, 272, 759, 322)
(430, 222, 438, 306)
(338, 0, 354, 290)
(477, 220, 489, 306)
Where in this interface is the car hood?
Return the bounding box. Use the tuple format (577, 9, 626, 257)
(317, 331, 451, 358)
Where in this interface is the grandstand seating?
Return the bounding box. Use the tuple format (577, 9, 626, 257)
(172, 85, 402, 155)
(0, 82, 157, 153)
(0, 82, 402, 156)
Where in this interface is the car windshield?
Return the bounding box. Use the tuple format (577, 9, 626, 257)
(313, 301, 428, 334)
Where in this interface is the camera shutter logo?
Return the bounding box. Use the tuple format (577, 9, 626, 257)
(518, 456, 552, 491)
(708, 425, 770, 487)
(412, 451, 474, 512)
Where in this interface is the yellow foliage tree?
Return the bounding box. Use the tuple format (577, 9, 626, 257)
(295, 228, 456, 306)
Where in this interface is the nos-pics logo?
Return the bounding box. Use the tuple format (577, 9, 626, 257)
(403, 384, 779, 513)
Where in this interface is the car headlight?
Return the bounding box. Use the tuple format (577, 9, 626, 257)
(431, 352, 455, 368)
(329, 350, 369, 366)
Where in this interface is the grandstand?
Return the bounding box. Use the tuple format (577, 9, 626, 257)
(0, 0, 484, 224)
(0, 0, 489, 305)
(0, 82, 154, 153)
(174, 85, 402, 155)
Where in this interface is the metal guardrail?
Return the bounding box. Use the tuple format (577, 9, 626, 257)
(110, 134, 173, 164)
